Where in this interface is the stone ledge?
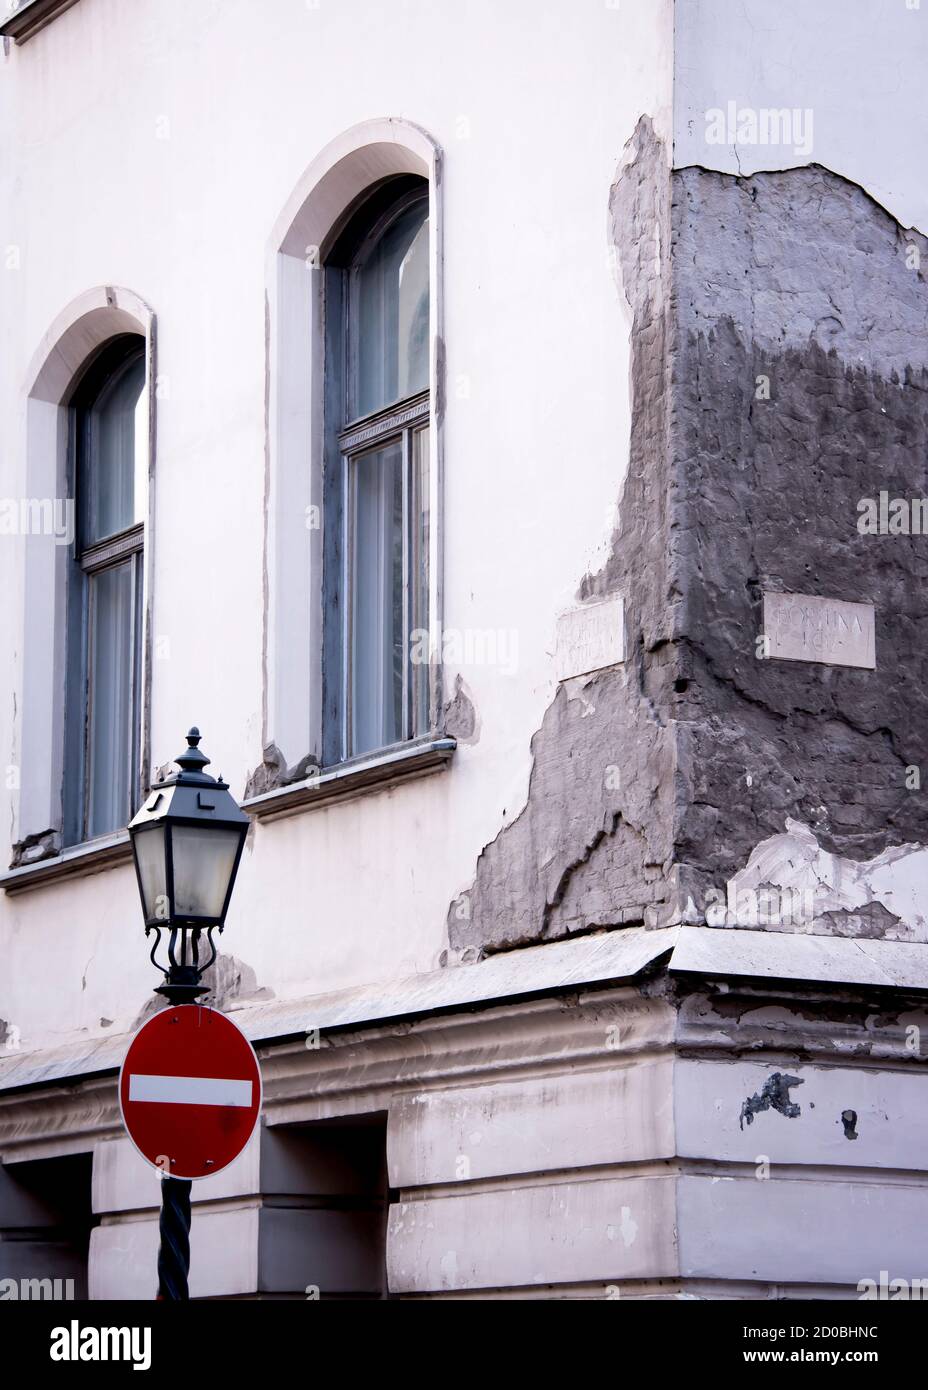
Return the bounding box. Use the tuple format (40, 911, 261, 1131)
(242, 737, 456, 823)
(3, 926, 928, 1097)
(0, 0, 81, 43)
(0, 831, 132, 897)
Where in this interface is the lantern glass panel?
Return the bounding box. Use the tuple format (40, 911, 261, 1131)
(133, 824, 167, 923)
(170, 825, 243, 920)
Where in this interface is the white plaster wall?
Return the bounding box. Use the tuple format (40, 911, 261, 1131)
(674, 0, 928, 232)
(0, 0, 673, 1049)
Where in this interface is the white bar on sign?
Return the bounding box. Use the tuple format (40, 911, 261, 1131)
(129, 1073, 253, 1107)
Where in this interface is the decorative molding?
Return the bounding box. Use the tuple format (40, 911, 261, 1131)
(5, 971, 927, 1168)
(0, 988, 672, 1159)
(25, 286, 154, 403)
(78, 522, 143, 573)
(338, 392, 430, 455)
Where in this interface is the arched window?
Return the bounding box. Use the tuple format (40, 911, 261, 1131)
(322, 177, 431, 763)
(63, 335, 147, 844)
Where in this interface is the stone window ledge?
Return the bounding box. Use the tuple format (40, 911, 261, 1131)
(243, 736, 457, 824)
(0, 740, 457, 891)
(0, 0, 81, 43)
(1, 830, 132, 897)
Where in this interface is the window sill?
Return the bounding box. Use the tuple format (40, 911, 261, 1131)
(242, 736, 456, 824)
(0, 0, 81, 43)
(0, 830, 132, 896)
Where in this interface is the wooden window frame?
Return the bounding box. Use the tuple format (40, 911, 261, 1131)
(63, 338, 146, 847)
(322, 178, 432, 768)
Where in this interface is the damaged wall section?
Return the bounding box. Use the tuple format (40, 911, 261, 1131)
(450, 124, 928, 955)
(450, 117, 686, 953)
(671, 163, 928, 906)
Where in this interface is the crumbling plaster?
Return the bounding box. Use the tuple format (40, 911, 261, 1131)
(450, 116, 928, 955)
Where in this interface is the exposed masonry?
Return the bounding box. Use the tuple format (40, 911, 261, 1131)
(442, 675, 479, 745)
(450, 117, 928, 955)
(739, 1072, 804, 1130)
(244, 678, 479, 797)
(9, 828, 57, 869)
(671, 160, 928, 914)
(244, 743, 318, 800)
(841, 1109, 859, 1141)
(672, 974, 928, 1058)
(130, 952, 273, 1032)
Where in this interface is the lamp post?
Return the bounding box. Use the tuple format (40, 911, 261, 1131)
(127, 727, 249, 1299)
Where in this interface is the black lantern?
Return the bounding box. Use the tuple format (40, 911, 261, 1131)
(128, 728, 249, 1003)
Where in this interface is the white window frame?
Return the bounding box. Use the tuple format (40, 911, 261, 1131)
(264, 119, 444, 776)
(15, 288, 155, 861)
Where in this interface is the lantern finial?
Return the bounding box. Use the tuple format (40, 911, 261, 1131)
(174, 726, 211, 779)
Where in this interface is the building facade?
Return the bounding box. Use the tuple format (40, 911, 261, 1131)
(2, 0, 928, 1299)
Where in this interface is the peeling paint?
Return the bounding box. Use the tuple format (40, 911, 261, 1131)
(442, 674, 479, 745)
(715, 819, 928, 942)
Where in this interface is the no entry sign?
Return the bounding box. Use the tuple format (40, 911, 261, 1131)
(119, 1005, 262, 1181)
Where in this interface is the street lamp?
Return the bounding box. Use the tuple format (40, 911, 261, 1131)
(128, 727, 249, 1006)
(126, 726, 250, 1301)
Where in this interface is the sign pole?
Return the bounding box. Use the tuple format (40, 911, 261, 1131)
(153, 978, 197, 1304)
(157, 1176, 192, 1301)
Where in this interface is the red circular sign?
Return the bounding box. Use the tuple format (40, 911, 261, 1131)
(119, 1005, 262, 1181)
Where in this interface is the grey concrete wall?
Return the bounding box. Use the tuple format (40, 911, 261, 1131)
(451, 120, 928, 953)
(670, 163, 928, 898)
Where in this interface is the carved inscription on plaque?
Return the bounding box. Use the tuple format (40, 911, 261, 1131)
(762, 591, 875, 669)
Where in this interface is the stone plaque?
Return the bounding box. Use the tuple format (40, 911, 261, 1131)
(762, 591, 875, 669)
(556, 595, 625, 681)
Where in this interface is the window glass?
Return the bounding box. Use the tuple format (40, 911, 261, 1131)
(354, 199, 429, 418)
(412, 423, 430, 735)
(348, 439, 404, 755)
(86, 558, 136, 838)
(81, 353, 146, 546)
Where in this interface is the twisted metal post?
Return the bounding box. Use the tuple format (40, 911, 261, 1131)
(157, 1176, 192, 1300)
